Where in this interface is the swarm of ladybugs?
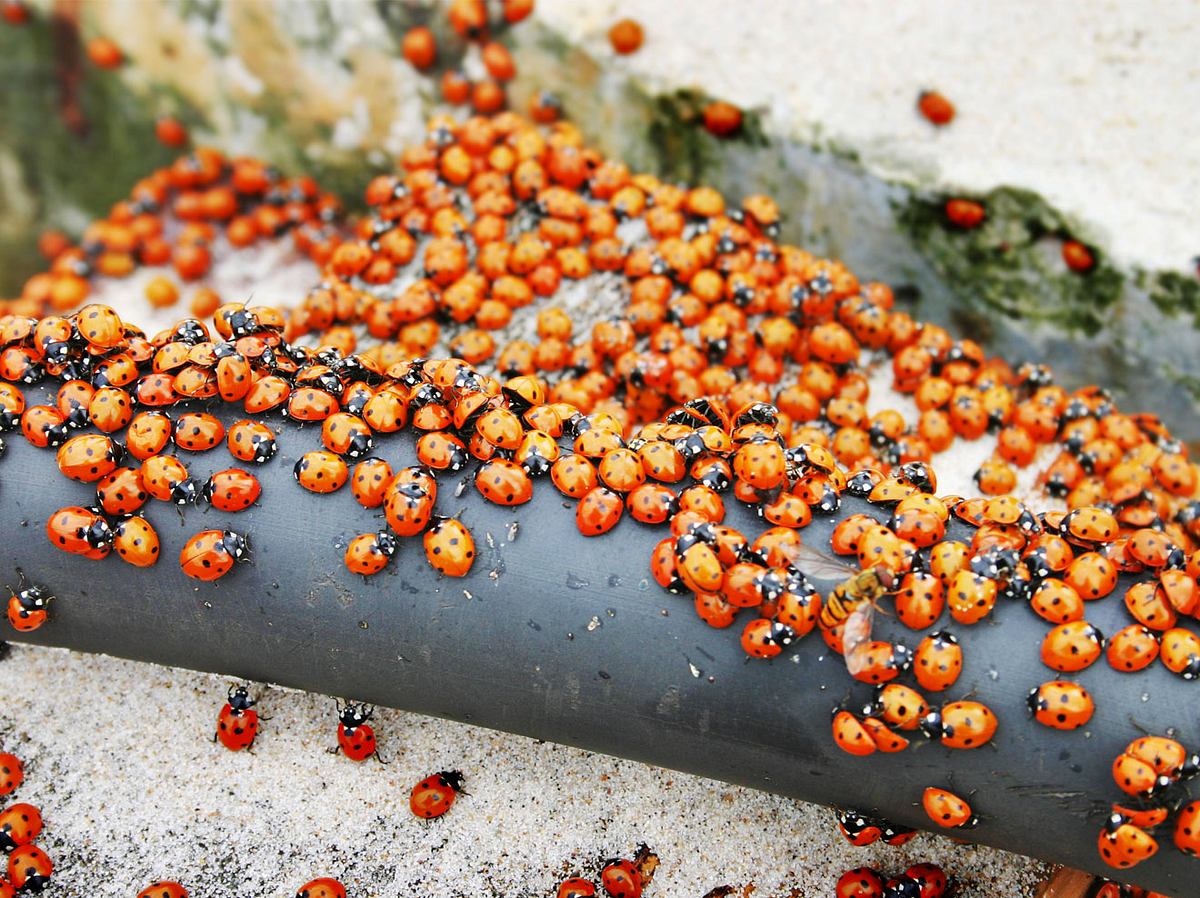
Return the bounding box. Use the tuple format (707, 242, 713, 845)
(1, 1, 1200, 886)
(0, 750, 55, 894)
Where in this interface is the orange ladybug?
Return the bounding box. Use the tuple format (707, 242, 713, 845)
(922, 786, 976, 829)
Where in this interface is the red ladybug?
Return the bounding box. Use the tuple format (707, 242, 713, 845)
(921, 700, 998, 750)
(6, 843, 52, 892)
(294, 878, 346, 898)
(912, 631, 961, 692)
(1098, 813, 1158, 869)
(136, 883, 188, 898)
(333, 702, 383, 763)
(1026, 680, 1094, 730)
(96, 466, 149, 516)
(1174, 800, 1200, 857)
(215, 685, 260, 752)
(835, 867, 884, 898)
(410, 770, 465, 819)
(56, 433, 121, 483)
(835, 808, 881, 846)
(112, 515, 161, 568)
(294, 450, 349, 494)
(922, 786, 976, 829)
(832, 710, 877, 757)
(0, 753, 22, 796)
(179, 530, 249, 582)
(226, 419, 277, 464)
(423, 518, 475, 577)
(344, 531, 397, 576)
(0, 802, 42, 851)
(599, 859, 642, 898)
(903, 863, 948, 898)
(173, 412, 225, 451)
(203, 468, 261, 512)
(5, 582, 51, 632)
(556, 878, 597, 898)
(45, 505, 112, 557)
(475, 458, 534, 506)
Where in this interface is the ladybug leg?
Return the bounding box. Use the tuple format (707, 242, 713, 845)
(327, 744, 341, 755)
(372, 749, 388, 766)
(211, 730, 218, 743)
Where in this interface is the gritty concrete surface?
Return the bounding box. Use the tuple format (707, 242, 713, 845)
(538, 0, 1200, 272)
(0, 645, 1048, 897)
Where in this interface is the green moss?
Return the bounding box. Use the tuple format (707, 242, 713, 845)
(1146, 270, 1200, 326)
(643, 88, 767, 184)
(896, 187, 1124, 335)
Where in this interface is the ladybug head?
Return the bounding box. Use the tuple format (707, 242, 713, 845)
(221, 531, 250, 561)
(436, 770, 465, 793)
(17, 587, 50, 611)
(227, 685, 257, 712)
(339, 702, 374, 729)
(919, 710, 945, 741)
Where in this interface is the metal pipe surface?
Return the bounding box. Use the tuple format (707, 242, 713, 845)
(1, 398, 1195, 894)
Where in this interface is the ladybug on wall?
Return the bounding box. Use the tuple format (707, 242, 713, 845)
(214, 684, 261, 752)
(330, 701, 384, 763)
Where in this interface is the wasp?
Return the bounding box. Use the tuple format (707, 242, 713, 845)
(790, 543, 898, 677)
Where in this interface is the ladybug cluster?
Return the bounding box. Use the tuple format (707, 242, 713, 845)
(1096, 735, 1200, 870)
(0, 14, 1198, 890)
(554, 844, 659, 898)
(834, 862, 949, 898)
(0, 750, 54, 894)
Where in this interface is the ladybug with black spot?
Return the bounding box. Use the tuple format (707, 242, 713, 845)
(332, 701, 384, 763)
(599, 858, 642, 898)
(5, 579, 51, 632)
(344, 531, 397, 576)
(214, 684, 260, 752)
(179, 529, 249, 582)
(410, 770, 465, 818)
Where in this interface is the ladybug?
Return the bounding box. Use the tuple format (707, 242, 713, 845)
(214, 684, 259, 752)
(416, 431, 468, 474)
(96, 466, 149, 516)
(423, 518, 475, 577)
(1098, 814, 1158, 869)
(556, 878, 597, 898)
(294, 450, 349, 494)
(1160, 627, 1200, 679)
(179, 529, 249, 582)
(203, 468, 262, 512)
(345, 531, 397, 576)
(1029, 579, 1084, 625)
(332, 701, 383, 763)
(45, 505, 112, 557)
(835, 867, 884, 898)
(551, 455, 599, 499)
(142, 455, 201, 505)
(6, 581, 51, 632)
(294, 878, 346, 898)
(1106, 625, 1159, 672)
(867, 683, 929, 732)
(350, 458, 393, 509)
(385, 477, 436, 537)
(6, 843, 52, 892)
(881, 876, 923, 898)
(740, 617, 795, 659)
(599, 859, 642, 898)
(1041, 620, 1105, 673)
(880, 820, 918, 846)
(475, 459, 534, 506)
(1174, 800, 1200, 857)
(835, 808, 882, 846)
(174, 412, 225, 451)
(0, 803, 43, 853)
(0, 753, 22, 796)
(895, 572, 944, 630)
(126, 411, 174, 461)
(226, 419, 277, 464)
(410, 770, 465, 819)
(1027, 680, 1094, 730)
(1061, 506, 1119, 547)
(321, 412, 374, 459)
(625, 483, 678, 525)
(848, 640, 911, 686)
(831, 710, 877, 757)
(903, 863, 948, 898)
(922, 786, 977, 828)
(917, 90, 955, 125)
(20, 406, 69, 449)
(921, 700, 998, 750)
(112, 515, 161, 568)
(1112, 752, 1162, 798)
(577, 486, 625, 536)
(912, 630, 961, 692)
(136, 883, 188, 898)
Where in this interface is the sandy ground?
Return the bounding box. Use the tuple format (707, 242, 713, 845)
(0, 646, 1047, 897)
